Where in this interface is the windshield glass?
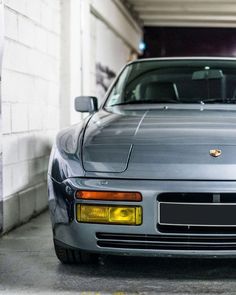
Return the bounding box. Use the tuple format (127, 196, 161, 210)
(105, 59, 236, 107)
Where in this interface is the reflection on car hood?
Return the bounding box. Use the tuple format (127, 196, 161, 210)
(82, 106, 236, 180)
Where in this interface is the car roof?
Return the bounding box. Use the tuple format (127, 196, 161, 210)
(128, 57, 236, 66)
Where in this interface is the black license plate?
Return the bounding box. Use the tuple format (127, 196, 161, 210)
(159, 202, 236, 226)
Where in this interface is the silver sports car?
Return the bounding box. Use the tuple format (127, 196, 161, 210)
(48, 57, 236, 264)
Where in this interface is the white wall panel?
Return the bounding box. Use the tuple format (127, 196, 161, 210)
(89, 1, 142, 104)
(91, 0, 142, 50)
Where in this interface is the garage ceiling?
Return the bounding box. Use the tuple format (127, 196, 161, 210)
(126, 0, 236, 28)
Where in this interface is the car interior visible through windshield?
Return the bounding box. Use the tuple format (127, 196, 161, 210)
(106, 62, 236, 107)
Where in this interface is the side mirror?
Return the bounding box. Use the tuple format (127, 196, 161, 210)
(74, 96, 98, 113)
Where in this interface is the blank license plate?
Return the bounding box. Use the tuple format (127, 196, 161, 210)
(159, 202, 236, 226)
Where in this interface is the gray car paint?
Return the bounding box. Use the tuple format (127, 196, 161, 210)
(82, 106, 236, 180)
(50, 104, 236, 181)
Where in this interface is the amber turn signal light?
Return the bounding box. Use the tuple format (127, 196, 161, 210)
(76, 191, 142, 202)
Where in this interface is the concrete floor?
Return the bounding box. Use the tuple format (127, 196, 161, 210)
(1, 213, 236, 294)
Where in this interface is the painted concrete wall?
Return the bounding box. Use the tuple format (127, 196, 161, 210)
(0, 0, 4, 233)
(1, 0, 61, 232)
(92, 0, 142, 103)
(1, 0, 142, 233)
(92, 13, 132, 102)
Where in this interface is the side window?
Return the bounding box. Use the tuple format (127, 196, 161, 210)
(125, 83, 142, 102)
(107, 66, 130, 106)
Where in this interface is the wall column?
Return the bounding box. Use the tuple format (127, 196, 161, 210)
(60, 0, 82, 128)
(0, 0, 4, 234)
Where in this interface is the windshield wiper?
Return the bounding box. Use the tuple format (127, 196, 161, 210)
(110, 99, 180, 107)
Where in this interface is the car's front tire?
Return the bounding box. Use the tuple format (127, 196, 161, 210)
(54, 240, 98, 264)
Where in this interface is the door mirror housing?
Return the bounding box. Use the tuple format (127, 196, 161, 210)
(74, 96, 98, 113)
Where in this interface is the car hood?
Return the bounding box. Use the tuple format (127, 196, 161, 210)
(82, 106, 236, 180)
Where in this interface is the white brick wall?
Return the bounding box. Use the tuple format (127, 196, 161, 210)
(2, 0, 61, 232)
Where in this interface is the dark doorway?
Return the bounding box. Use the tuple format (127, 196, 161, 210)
(143, 27, 236, 58)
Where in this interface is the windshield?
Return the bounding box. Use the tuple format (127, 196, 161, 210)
(105, 59, 236, 107)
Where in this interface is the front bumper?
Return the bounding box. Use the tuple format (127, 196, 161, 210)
(49, 177, 236, 258)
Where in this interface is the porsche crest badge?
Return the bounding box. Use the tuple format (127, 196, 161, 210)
(210, 149, 222, 158)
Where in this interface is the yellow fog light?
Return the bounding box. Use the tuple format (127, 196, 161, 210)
(77, 205, 142, 225)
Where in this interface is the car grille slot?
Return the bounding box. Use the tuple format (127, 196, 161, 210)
(157, 193, 236, 234)
(96, 233, 236, 251)
(157, 225, 236, 234)
(157, 193, 236, 203)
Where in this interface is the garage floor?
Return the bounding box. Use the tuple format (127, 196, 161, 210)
(1, 212, 236, 294)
